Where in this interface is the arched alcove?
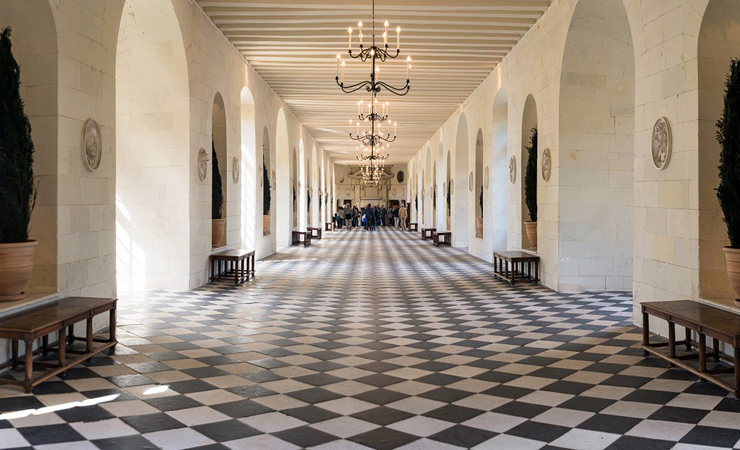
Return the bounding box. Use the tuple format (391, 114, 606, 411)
(425, 147, 432, 226)
(275, 109, 290, 247)
(306, 157, 312, 225)
(699, 0, 740, 301)
(491, 88, 509, 251)
(454, 113, 470, 247)
(559, 0, 635, 291)
(433, 161, 438, 227)
(262, 127, 271, 236)
(116, 0, 189, 292)
(240, 87, 256, 250)
(475, 129, 484, 239)
(521, 95, 538, 251)
(211, 92, 227, 249)
(3, 0, 59, 293)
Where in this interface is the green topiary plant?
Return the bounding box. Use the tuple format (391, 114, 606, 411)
(415, 194, 418, 212)
(717, 58, 740, 249)
(433, 185, 437, 210)
(524, 127, 538, 222)
(262, 156, 271, 215)
(446, 181, 451, 213)
(211, 140, 223, 220)
(0, 28, 36, 243)
(479, 184, 484, 217)
(307, 188, 311, 212)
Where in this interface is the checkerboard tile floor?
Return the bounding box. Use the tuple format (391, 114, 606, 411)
(1, 228, 739, 449)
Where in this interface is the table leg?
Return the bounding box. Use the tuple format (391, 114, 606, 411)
(24, 339, 33, 393)
(713, 338, 720, 362)
(11, 340, 18, 369)
(685, 327, 691, 352)
(58, 327, 66, 367)
(642, 311, 650, 355)
(668, 322, 676, 359)
(234, 259, 239, 285)
(699, 333, 707, 374)
(42, 335, 49, 356)
(734, 346, 740, 395)
(109, 307, 117, 346)
(68, 325, 75, 346)
(86, 317, 93, 353)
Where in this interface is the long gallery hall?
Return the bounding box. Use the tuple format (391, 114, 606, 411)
(1, 0, 740, 449)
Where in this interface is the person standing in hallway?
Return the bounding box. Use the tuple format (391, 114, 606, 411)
(398, 203, 407, 230)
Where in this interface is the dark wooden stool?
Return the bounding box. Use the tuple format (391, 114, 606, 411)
(493, 251, 540, 285)
(325, 222, 334, 231)
(209, 249, 255, 285)
(409, 223, 418, 231)
(308, 227, 322, 239)
(433, 231, 452, 246)
(292, 231, 311, 246)
(421, 227, 436, 240)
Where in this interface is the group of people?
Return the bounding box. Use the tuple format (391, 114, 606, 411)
(334, 203, 408, 231)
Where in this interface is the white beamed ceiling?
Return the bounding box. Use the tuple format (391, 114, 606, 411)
(197, 0, 553, 165)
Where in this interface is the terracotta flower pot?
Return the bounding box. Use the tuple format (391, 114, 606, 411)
(212, 218, 226, 248)
(0, 240, 37, 302)
(723, 247, 740, 306)
(476, 218, 483, 239)
(524, 221, 537, 251)
(263, 215, 270, 236)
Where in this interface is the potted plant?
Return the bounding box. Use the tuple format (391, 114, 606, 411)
(446, 181, 451, 230)
(0, 28, 38, 301)
(476, 184, 484, 238)
(524, 128, 538, 250)
(292, 183, 297, 227)
(211, 141, 226, 248)
(717, 58, 740, 305)
(432, 185, 437, 227)
(263, 156, 271, 235)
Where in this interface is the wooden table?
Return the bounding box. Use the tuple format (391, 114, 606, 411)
(308, 227, 322, 239)
(209, 249, 255, 285)
(0, 297, 117, 393)
(433, 231, 452, 246)
(642, 300, 740, 398)
(493, 251, 540, 285)
(292, 231, 311, 246)
(421, 227, 436, 240)
(409, 223, 418, 231)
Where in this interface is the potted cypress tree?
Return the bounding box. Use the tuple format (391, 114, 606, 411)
(263, 157, 271, 235)
(524, 128, 538, 250)
(476, 184, 484, 238)
(446, 181, 451, 230)
(292, 183, 297, 227)
(0, 28, 37, 301)
(717, 58, 740, 305)
(211, 141, 225, 248)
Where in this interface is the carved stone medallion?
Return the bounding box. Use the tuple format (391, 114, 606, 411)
(198, 148, 208, 181)
(232, 157, 240, 184)
(508, 156, 516, 183)
(82, 119, 102, 172)
(484, 166, 490, 189)
(542, 148, 551, 181)
(652, 117, 671, 170)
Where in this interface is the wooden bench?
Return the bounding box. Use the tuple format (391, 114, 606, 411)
(421, 227, 436, 240)
(308, 227, 322, 239)
(209, 249, 255, 285)
(325, 222, 334, 232)
(642, 300, 740, 399)
(433, 231, 452, 246)
(409, 223, 418, 231)
(292, 230, 311, 246)
(0, 297, 117, 393)
(493, 251, 540, 285)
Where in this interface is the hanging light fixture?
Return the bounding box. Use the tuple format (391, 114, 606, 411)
(336, 0, 411, 96)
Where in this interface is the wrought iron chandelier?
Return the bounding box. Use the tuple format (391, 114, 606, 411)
(350, 98, 396, 147)
(335, 0, 411, 96)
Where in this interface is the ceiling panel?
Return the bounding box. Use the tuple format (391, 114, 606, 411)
(196, 0, 552, 165)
